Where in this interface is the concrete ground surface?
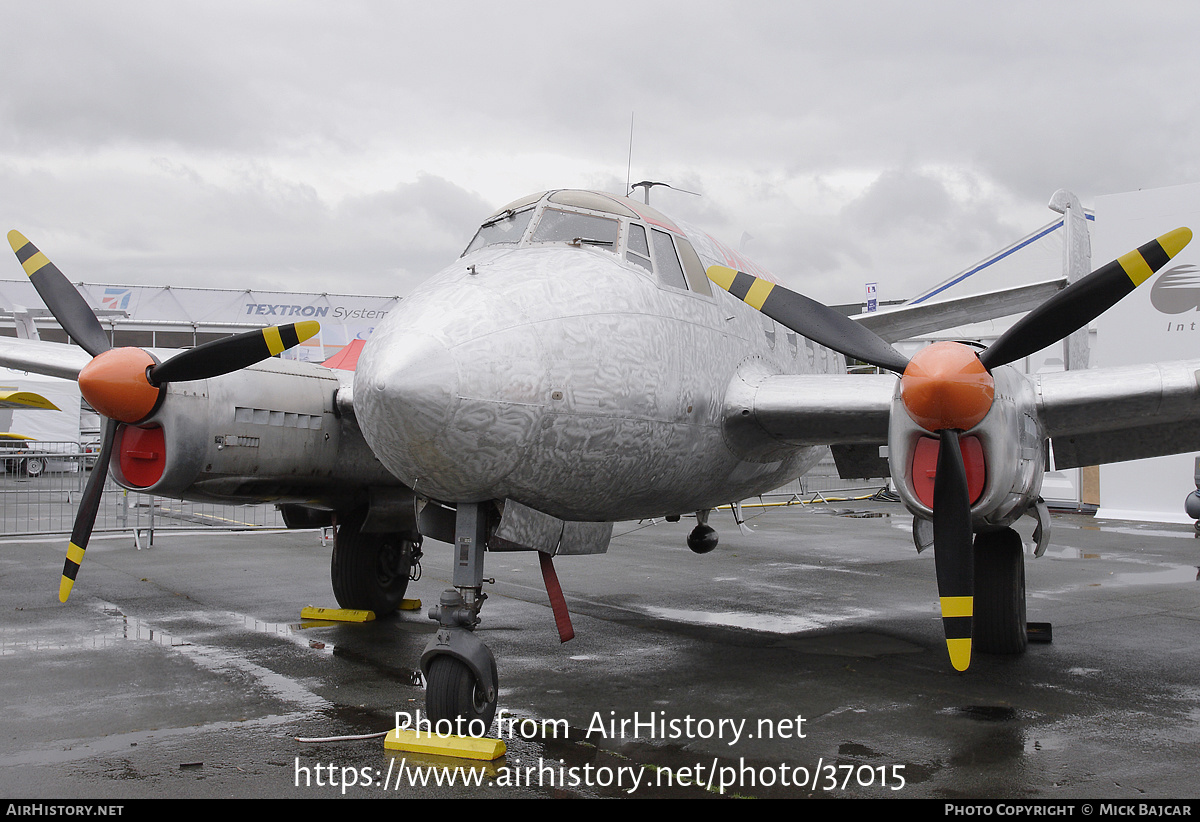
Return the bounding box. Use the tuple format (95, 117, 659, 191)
(1, 498, 1198, 799)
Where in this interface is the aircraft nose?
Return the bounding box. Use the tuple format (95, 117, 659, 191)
(352, 276, 548, 502)
(355, 333, 459, 483)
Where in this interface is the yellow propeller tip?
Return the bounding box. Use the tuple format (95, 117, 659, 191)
(946, 638, 972, 671)
(7, 229, 29, 252)
(295, 320, 321, 342)
(1160, 227, 1193, 259)
(58, 577, 74, 602)
(705, 264, 737, 290)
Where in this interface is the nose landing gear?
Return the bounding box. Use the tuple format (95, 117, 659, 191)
(420, 502, 499, 732)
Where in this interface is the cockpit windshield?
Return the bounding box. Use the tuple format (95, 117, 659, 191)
(462, 204, 538, 255)
(529, 208, 619, 250)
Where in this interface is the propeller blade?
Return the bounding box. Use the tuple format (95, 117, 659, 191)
(707, 265, 911, 374)
(149, 321, 321, 384)
(979, 227, 1192, 370)
(7, 231, 113, 358)
(59, 418, 118, 602)
(932, 428, 974, 671)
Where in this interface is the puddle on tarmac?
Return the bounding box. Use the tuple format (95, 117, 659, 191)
(1040, 550, 1199, 584)
(0, 601, 345, 657)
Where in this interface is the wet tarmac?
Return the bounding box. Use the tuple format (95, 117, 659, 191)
(1, 499, 1199, 799)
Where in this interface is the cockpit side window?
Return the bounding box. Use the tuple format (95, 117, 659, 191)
(626, 223, 653, 272)
(462, 205, 537, 255)
(674, 237, 713, 296)
(530, 208, 619, 251)
(651, 228, 688, 290)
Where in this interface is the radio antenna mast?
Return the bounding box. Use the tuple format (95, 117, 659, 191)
(625, 113, 634, 200)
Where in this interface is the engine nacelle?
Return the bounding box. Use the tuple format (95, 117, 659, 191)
(106, 358, 398, 509)
(889, 364, 1045, 530)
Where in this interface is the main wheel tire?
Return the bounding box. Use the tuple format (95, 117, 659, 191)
(330, 510, 417, 617)
(23, 457, 45, 477)
(425, 655, 498, 734)
(973, 527, 1027, 655)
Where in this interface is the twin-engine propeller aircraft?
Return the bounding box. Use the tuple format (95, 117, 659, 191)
(5, 187, 1200, 731)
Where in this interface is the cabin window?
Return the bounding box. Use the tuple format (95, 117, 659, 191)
(626, 223, 653, 272)
(530, 208, 619, 252)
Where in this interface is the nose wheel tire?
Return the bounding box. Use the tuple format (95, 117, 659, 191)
(331, 509, 418, 617)
(425, 655, 498, 734)
(972, 527, 1027, 655)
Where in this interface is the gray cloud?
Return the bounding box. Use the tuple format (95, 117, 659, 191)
(3, 1, 1200, 307)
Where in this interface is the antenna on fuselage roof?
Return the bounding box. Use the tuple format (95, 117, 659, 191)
(625, 113, 635, 200)
(628, 180, 701, 205)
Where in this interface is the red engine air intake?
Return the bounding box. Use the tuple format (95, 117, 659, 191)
(117, 425, 167, 488)
(911, 434, 986, 509)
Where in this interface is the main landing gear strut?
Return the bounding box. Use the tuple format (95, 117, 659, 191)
(421, 502, 499, 732)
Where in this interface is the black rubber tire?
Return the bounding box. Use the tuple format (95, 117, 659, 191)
(425, 655, 497, 734)
(972, 527, 1027, 655)
(330, 510, 416, 617)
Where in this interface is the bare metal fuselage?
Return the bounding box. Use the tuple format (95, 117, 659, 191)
(354, 243, 844, 522)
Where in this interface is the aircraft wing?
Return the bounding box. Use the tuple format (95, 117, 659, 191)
(0, 337, 93, 380)
(853, 278, 1065, 343)
(737, 374, 895, 446)
(739, 358, 1200, 479)
(733, 373, 895, 480)
(1038, 359, 1200, 469)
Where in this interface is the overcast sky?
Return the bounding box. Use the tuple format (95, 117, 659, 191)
(3, 1, 1200, 307)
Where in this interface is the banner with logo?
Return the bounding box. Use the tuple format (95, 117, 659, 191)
(1093, 181, 1200, 522)
(0, 280, 399, 364)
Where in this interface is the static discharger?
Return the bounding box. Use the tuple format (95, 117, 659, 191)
(384, 728, 506, 761)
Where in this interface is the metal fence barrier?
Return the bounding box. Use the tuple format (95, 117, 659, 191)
(0, 443, 285, 541)
(2, 445, 890, 540)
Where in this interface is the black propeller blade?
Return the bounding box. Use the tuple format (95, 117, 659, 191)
(59, 418, 117, 602)
(9, 231, 112, 357)
(149, 322, 320, 384)
(979, 227, 1192, 370)
(707, 265, 911, 374)
(932, 428, 973, 671)
(8, 230, 321, 601)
